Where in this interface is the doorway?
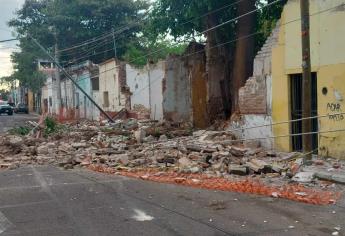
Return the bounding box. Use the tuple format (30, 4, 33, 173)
(290, 73, 318, 152)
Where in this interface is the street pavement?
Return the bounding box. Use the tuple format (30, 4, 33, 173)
(0, 113, 39, 133)
(0, 166, 344, 236)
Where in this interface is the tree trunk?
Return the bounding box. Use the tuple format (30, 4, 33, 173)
(231, 0, 257, 113)
(205, 13, 231, 123)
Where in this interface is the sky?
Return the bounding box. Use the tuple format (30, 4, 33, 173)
(0, 0, 24, 81)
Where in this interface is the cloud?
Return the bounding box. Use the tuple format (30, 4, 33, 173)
(0, 0, 24, 78)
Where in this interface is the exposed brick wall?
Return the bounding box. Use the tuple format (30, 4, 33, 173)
(239, 76, 267, 114)
(238, 22, 280, 115)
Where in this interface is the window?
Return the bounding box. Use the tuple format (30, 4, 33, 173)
(103, 91, 109, 107)
(290, 73, 318, 152)
(91, 77, 99, 91)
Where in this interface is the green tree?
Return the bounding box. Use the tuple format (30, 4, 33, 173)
(8, 0, 149, 91)
(148, 0, 286, 115)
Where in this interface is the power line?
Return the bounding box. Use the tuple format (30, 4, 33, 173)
(56, 0, 245, 55)
(88, 0, 284, 79)
(0, 38, 18, 43)
(57, 16, 149, 54)
(61, 47, 115, 67)
(60, 36, 114, 57)
(201, 0, 282, 34)
(124, 3, 343, 98)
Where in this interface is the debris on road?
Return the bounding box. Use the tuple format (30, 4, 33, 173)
(0, 116, 344, 205)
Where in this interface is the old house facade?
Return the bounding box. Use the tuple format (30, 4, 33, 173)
(272, 0, 345, 159)
(232, 0, 345, 159)
(63, 61, 99, 120)
(99, 59, 128, 117)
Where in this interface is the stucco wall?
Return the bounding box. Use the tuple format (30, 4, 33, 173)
(46, 76, 58, 115)
(126, 62, 164, 120)
(99, 59, 126, 113)
(272, 0, 345, 158)
(148, 62, 165, 120)
(163, 56, 191, 123)
(126, 64, 150, 110)
(75, 71, 93, 120)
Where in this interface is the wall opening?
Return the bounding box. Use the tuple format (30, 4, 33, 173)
(103, 91, 109, 108)
(290, 73, 318, 152)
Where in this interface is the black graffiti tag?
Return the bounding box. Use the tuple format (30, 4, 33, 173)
(327, 103, 344, 121)
(327, 103, 342, 112)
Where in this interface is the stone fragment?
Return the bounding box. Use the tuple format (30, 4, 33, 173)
(72, 142, 88, 149)
(189, 166, 200, 174)
(243, 140, 260, 149)
(37, 145, 49, 155)
(330, 174, 345, 184)
(292, 172, 315, 183)
(178, 157, 193, 168)
(246, 159, 270, 173)
(229, 146, 247, 157)
(9, 136, 23, 145)
(143, 135, 155, 143)
(271, 163, 285, 173)
(117, 154, 129, 166)
(228, 165, 248, 176)
(134, 129, 146, 143)
(159, 135, 168, 142)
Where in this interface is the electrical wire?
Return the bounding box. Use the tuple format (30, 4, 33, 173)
(56, 0, 246, 55)
(85, 0, 284, 79)
(0, 38, 18, 43)
(88, 2, 343, 95)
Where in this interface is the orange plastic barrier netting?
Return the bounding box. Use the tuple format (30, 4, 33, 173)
(88, 165, 341, 205)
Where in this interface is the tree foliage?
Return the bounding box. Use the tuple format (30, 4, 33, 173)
(8, 0, 149, 91)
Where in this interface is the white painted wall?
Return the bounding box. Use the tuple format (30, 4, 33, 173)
(126, 64, 150, 109)
(230, 115, 273, 149)
(126, 61, 164, 120)
(149, 61, 164, 120)
(99, 59, 126, 112)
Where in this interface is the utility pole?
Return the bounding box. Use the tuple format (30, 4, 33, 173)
(54, 29, 62, 116)
(112, 28, 117, 58)
(300, 0, 313, 160)
(30, 35, 115, 123)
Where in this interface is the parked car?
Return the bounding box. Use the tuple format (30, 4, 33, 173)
(8, 102, 15, 107)
(0, 101, 13, 116)
(14, 103, 29, 114)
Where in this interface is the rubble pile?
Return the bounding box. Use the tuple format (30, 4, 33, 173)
(0, 117, 344, 203)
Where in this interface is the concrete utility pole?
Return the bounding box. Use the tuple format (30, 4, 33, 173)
(300, 0, 313, 160)
(54, 29, 62, 115)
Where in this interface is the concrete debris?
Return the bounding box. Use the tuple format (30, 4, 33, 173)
(292, 172, 315, 183)
(1, 118, 345, 194)
(315, 172, 345, 185)
(228, 165, 248, 176)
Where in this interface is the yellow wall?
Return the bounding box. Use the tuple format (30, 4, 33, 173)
(272, 0, 345, 158)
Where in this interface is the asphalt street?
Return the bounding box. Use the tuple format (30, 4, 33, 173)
(0, 113, 38, 133)
(0, 166, 344, 236)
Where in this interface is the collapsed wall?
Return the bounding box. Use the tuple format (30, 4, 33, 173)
(163, 42, 208, 127)
(229, 23, 280, 149)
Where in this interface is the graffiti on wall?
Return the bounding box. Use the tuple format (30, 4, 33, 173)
(327, 102, 344, 121)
